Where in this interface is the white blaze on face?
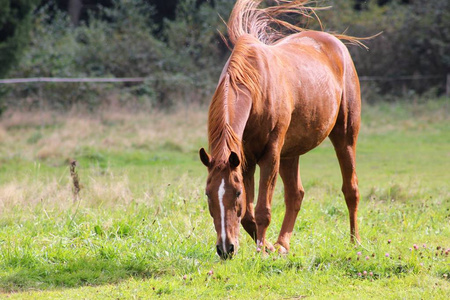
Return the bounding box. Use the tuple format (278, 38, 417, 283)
(218, 178, 226, 252)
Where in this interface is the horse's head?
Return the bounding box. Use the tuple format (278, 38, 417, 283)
(199, 148, 245, 259)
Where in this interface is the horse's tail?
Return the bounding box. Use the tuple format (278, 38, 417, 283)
(227, 0, 320, 45)
(226, 0, 372, 48)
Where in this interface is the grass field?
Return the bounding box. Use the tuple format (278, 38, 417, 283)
(0, 98, 449, 299)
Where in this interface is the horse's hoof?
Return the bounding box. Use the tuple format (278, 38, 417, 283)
(265, 241, 275, 253)
(256, 240, 275, 254)
(274, 243, 288, 255)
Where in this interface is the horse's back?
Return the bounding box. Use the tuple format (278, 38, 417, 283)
(269, 31, 360, 157)
(276, 31, 352, 81)
(235, 31, 360, 159)
(288, 32, 362, 143)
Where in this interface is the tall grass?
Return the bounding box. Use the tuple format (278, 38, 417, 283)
(0, 98, 449, 298)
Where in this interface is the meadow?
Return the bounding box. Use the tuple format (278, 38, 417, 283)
(0, 98, 449, 299)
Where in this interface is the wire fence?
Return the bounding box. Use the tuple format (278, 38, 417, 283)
(0, 77, 146, 84)
(0, 74, 449, 96)
(359, 75, 443, 82)
(0, 75, 446, 83)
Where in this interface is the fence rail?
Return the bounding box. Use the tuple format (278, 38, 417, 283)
(0, 75, 446, 84)
(0, 74, 449, 96)
(0, 77, 146, 84)
(359, 75, 443, 82)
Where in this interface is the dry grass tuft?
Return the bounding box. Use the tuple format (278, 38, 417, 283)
(0, 178, 74, 213)
(0, 107, 208, 163)
(85, 173, 134, 207)
(0, 126, 8, 142)
(0, 111, 59, 129)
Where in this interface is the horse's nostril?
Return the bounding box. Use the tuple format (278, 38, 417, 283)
(216, 245, 223, 257)
(217, 244, 235, 259)
(228, 244, 235, 254)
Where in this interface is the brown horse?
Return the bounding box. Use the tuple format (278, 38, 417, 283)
(200, 0, 362, 259)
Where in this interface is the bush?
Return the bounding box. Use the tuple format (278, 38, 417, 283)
(3, 0, 233, 110)
(319, 0, 450, 100)
(155, 0, 234, 107)
(4, 1, 170, 110)
(2, 0, 449, 112)
(0, 0, 37, 78)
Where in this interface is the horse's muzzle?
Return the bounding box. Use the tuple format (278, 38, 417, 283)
(216, 243, 235, 260)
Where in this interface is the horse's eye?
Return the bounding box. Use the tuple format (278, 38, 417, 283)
(236, 190, 242, 198)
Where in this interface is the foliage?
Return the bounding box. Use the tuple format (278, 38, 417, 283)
(76, 0, 164, 77)
(159, 0, 233, 107)
(3, 0, 168, 110)
(3, 4, 86, 109)
(2, 0, 234, 110)
(319, 0, 450, 98)
(0, 0, 38, 78)
(1, 0, 449, 111)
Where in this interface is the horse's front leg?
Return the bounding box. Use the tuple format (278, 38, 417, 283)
(241, 162, 257, 241)
(254, 144, 282, 253)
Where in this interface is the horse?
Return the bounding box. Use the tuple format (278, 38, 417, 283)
(199, 0, 362, 259)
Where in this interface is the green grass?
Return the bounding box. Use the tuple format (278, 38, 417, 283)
(0, 98, 449, 299)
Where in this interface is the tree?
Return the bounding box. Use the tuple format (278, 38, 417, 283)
(0, 0, 39, 78)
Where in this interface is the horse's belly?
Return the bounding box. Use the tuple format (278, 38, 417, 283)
(281, 130, 328, 157)
(280, 100, 339, 157)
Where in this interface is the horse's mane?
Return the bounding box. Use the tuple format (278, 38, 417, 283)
(208, 34, 265, 166)
(208, 73, 246, 167)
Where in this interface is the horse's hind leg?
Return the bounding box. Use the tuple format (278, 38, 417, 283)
(275, 156, 304, 253)
(329, 132, 360, 243)
(329, 95, 361, 243)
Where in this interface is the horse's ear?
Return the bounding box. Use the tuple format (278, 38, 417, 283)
(199, 148, 211, 167)
(228, 151, 240, 169)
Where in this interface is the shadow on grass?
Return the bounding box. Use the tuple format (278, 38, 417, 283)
(0, 257, 161, 293)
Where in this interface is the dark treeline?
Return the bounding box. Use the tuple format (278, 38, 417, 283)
(0, 0, 448, 112)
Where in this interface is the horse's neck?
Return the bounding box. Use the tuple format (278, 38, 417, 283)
(228, 87, 252, 141)
(208, 84, 252, 163)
